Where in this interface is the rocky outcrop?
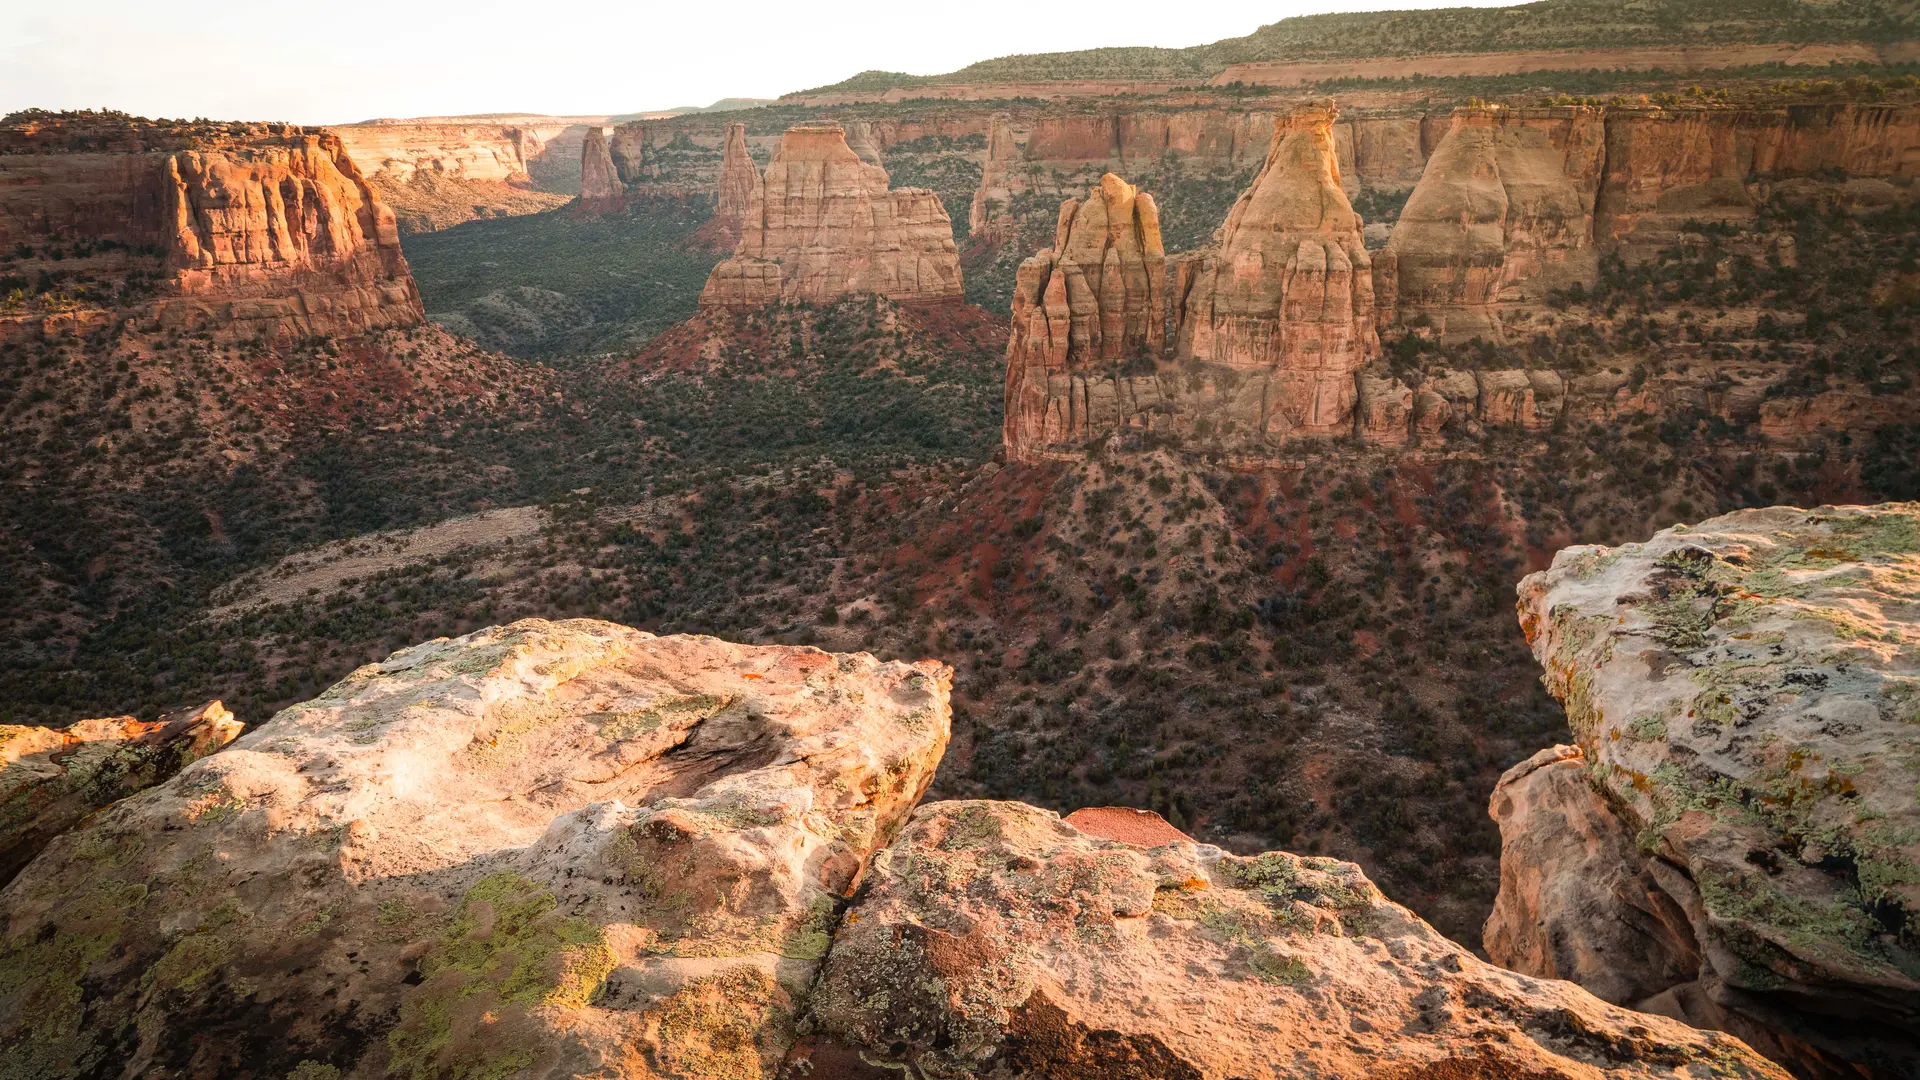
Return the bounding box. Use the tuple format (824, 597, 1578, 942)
(0, 702, 239, 887)
(576, 127, 625, 215)
(0, 113, 424, 342)
(843, 120, 883, 166)
(608, 125, 647, 186)
(1378, 106, 1606, 341)
(700, 124, 962, 309)
(793, 798, 1788, 1079)
(1174, 101, 1380, 437)
(968, 113, 1019, 242)
(1003, 173, 1165, 460)
(0, 619, 950, 1078)
(699, 121, 761, 250)
(1502, 504, 1920, 1078)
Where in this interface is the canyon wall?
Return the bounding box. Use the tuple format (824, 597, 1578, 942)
(1, 114, 424, 343)
(699, 124, 963, 309)
(332, 119, 582, 230)
(1497, 506, 1920, 1079)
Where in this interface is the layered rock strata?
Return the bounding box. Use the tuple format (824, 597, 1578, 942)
(700, 124, 962, 309)
(1003, 173, 1165, 460)
(1377, 106, 1606, 341)
(0, 702, 239, 886)
(1173, 101, 1380, 437)
(0, 113, 424, 342)
(1498, 504, 1920, 1078)
(332, 119, 578, 231)
(0, 619, 951, 1078)
(793, 799, 1788, 1079)
(576, 126, 626, 215)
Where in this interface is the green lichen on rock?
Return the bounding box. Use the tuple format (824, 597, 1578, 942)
(595, 692, 732, 741)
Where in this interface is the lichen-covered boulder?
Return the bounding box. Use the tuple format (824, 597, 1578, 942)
(1510, 504, 1920, 1077)
(0, 701, 240, 886)
(0, 619, 949, 1079)
(792, 799, 1786, 1079)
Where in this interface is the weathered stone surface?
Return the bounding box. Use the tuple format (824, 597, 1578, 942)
(700, 124, 962, 309)
(795, 799, 1788, 1079)
(1379, 106, 1606, 342)
(1510, 504, 1920, 1077)
(1356, 372, 1415, 444)
(0, 702, 240, 887)
(0, 113, 424, 342)
(1174, 101, 1380, 437)
(1004, 173, 1165, 461)
(576, 127, 625, 215)
(0, 619, 950, 1079)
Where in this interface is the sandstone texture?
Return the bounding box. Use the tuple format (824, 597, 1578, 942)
(0, 702, 239, 887)
(701, 121, 761, 250)
(0, 619, 950, 1078)
(0, 113, 424, 342)
(1379, 106, 1606, 341)
(576, 127, 625, 215)
(1174, 101, 1380, 437)
(1503, 504, 1920, 1077)
(700, 124, 962, 309)
(1004, 173, 1166, 460)
(794, 798, 1788, 1079)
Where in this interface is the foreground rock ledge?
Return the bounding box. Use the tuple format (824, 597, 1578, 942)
(794, 799, 1786, 1079)
(1499, 504, 1920, 1078)
(0, 619, 950, 1079)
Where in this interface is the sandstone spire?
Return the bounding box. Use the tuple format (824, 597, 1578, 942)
(699, 123, 962, 309)
(576, 126, 625, 215)
(969, 113, 1019, 242)
(1004, 173, 1164, 461)
(704, 121, 761, 250)
(1172, 102, 1378, 437)
(1377, 105, 1604, 341)
(607, 124, 647, 185)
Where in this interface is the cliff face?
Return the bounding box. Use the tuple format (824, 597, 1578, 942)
(576, 126, 625, 215)
(1004, 174, 1165, 460)
(1174, 102, 1380, 438)
(1500, 505, 1920, 1078)
(0, 114, 424, 343)
(332, 120, 577, 231)
(1378, 107, 1606, 340)
(699, 124, 963, 309)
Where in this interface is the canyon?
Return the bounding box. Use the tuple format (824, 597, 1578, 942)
(332, 118, 587, 231)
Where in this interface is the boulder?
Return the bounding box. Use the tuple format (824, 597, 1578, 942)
(1508, 504, 1920, 1077)
(0, 701, 240, 886)
(794, 799, 1788, 1079)
(1174, 101, 1380, 438)
(700, 124, 962, 309)
(0, 619, 950, 1079)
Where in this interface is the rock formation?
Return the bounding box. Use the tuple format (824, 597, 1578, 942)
(700, 124, 962, 309)
(331, 119, 577, 231)
(0, 619, 950, 1078)
(843, 120, 883, 166)
(576, 126, 625, 215)
(793, 799, 1788, 1078)
(1499, 504, 1920, 1077)
(1174, 101, 1381, 437)
(0, 113, 424, 343)
(1003, 173, 1165, 460)
(968, 113, 1019, 242)
(1377, 106, 1606, 341)
(700, 121, 761, 250)
(0, 701, 239, 886)
(608, 125, 647, 186)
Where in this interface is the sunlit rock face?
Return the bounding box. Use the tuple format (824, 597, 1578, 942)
(1173, 101, 1380, 439)
(699, 123, 962, 309)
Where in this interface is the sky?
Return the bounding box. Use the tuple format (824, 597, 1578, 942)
(1, 0, 1522, 125)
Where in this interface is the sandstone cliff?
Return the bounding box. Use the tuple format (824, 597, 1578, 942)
(1378, 106, 1606, 341)
(1174, 101, 1380, 438)
(576, 126, 625, 215)
(968, 112, 1019, 242)
(700, 124, 963, 309)
(1004, 174, 1165, 460)
(700, 121, 760, 250)
(0, 113, 425, 343)
(1497, 504, 1920, 1078)
(333, 120, 577, 231)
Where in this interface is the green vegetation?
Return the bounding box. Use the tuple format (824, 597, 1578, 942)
(400, 200, 724, 357)
(793, 0, 1917, 95)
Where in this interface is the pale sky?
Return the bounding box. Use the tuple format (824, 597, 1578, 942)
(2, 1, 1521, 125)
